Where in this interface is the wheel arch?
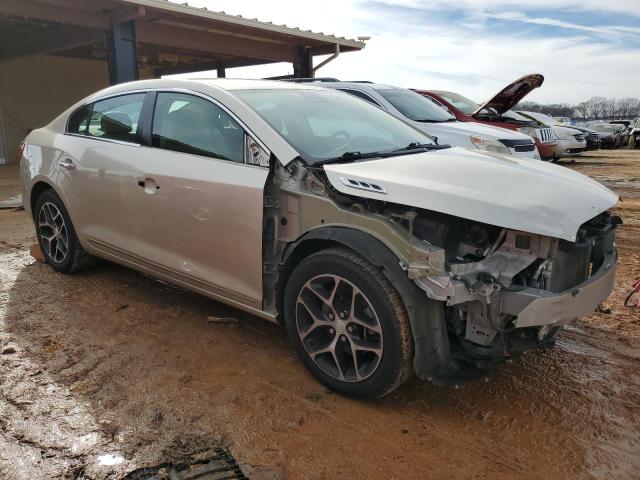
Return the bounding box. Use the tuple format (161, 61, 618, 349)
(276, 227, 404, 317)
(29, 179, 85, 251)
(30, 180, 56, 217)
(276, 226, 458, 384)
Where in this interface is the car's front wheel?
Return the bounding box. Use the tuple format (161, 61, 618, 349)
(34, 189, 93, 273)
(283, 247, 413, 399)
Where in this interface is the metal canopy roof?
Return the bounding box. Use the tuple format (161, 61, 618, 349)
(121, 0, 366, 51)
(0, 0, 366, 74)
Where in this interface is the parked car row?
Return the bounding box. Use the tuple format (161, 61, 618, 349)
(630, 118, 640, 149)
(414, 75, 559, 162)
(19, 77, 620, 398)
(291, 79, 540, 160)
(581, 120, 636, 149)
(292, 74, 600, 163)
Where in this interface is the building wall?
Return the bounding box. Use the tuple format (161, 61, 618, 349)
(0, 55, 109, 164)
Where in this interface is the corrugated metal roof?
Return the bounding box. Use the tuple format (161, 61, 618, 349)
(119, 0, 366, 50)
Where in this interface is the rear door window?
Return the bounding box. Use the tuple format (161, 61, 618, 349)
(87, 94, 145, 143)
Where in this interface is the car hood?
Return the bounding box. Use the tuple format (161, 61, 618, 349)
(413, 119, 533, 142)
(554, 125, 583, 135)
(323, 147, 617, 242)
(571, 126, 598, 134)
(473, 74, 544, 116)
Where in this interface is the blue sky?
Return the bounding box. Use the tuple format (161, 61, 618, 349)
(178, 0, 640, 104)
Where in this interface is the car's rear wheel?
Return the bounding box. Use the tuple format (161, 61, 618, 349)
(34, 189, 93, 273)
(283, 247, 413, 399)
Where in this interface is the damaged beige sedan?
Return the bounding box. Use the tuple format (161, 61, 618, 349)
(20, 79, 620, 398)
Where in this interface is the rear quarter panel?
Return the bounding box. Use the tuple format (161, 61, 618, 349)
(20, 127, 71, 220)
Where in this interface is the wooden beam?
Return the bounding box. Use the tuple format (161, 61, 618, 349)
(0, 0, 110, 29)
(0, 25, 104, 61)
(135, 19, 294, 63)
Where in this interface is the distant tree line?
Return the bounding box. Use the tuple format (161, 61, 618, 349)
(516, 97, 640, 120)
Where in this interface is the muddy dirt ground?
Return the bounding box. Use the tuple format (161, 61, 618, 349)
(1, 150, 639, 480)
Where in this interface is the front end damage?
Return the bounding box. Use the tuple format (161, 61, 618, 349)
(411, 210, 620, 379)
(269, 152, 620, 386)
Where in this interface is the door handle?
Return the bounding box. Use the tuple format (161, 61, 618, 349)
(59, 158, 75, 170)
(137, 177, 160, 194)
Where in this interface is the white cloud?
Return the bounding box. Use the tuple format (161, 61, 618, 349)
(368, 0, 640, 17)
(488, 11, 640, 39)
(175, 0, 640, 104)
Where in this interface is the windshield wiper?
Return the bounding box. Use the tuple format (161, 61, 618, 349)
(316, 151, 385, 165)
(393, 142, 450, 152)
(316, 143, 450, 166)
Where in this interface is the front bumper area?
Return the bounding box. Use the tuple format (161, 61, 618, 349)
(502, 248, 617, 328)
(554, 139, 587, 158)
(413, 213, 619, 385)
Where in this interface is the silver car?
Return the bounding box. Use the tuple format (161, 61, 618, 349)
(20, 79, 620, 398)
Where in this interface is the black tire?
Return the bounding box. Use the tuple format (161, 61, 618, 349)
(283, 247, 413, 399)
(34, 189, 94, 273)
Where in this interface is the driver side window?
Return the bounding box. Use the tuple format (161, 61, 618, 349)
(152, 92, 244, 163)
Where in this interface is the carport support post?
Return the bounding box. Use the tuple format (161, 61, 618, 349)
(216, 61, 226, 78)
(293, 45, 313, 78)
(107, 20, 139, 85)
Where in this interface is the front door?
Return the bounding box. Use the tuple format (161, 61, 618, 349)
(127, 91, 268, 309)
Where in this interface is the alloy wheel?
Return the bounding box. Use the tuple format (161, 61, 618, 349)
(38, 201, 69, 263)
(295, 274, 383, 382)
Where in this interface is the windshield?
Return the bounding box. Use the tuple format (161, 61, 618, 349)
(502, 110, 535, 122)
(236, 89, 435, 164)
(377, 89, 455, 122)
(435, 91, 479, 115)
(519, 111, 558, 125)
(591, 124, 614, 133)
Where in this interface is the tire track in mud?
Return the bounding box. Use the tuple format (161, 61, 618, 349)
(554, 325, 640, 480)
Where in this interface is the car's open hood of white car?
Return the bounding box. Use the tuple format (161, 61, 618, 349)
(323, 147, 618, 241)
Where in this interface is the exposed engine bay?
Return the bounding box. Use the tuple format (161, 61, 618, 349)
(276, 164, 621, 375)
(410, 208, 620, 370)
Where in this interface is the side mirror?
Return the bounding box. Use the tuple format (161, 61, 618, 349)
(244, 134, 271, 167)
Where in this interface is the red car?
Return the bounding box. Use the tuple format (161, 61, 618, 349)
(414, 74, 557, 161)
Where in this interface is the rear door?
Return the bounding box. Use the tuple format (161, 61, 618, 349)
(126, 91, 269, 309)
(58, 92, 148, 249)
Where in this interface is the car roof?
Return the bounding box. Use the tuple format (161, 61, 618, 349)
(183, 77, 325, 91)
(80, 78, 329, 101)
(311, 81, 408, 92)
